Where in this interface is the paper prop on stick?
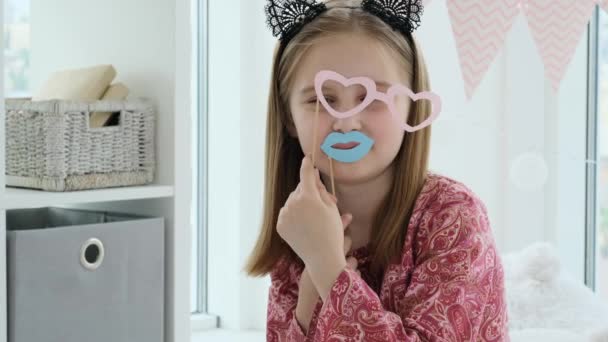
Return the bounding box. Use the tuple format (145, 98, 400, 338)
(312, 70, 442, 164)
(310, 69, 442, 196)
(321, 131, 375, 163)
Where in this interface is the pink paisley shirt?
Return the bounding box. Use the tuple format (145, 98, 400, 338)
(267, 171, 509, 341)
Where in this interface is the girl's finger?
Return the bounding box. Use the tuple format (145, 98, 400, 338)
(315, 168, 323, 188)
(286, 187, 297, 205)
(341, 213, 353, 229)
(343, 234, 352, 255)
(277, 207, 286, 225)
(346, 256, 358, 270)
(315, 168, 333, 199)
(317, 177, 337, 206)
(312, 167, 340, 207)
(300, 155, 320, 196)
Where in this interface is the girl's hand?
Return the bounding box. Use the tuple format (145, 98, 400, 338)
(277, 155, 346, 272)
(296, 212, 354, 333)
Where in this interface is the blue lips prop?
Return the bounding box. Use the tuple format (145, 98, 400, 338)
(321, 131, 375, 163)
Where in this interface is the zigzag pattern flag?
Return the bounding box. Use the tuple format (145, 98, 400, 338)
(447, 0, 520, 100)
(522, 0, 596, 92)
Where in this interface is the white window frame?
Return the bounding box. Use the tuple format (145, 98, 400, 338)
(191, 0, 219, 331)
(586, 5, 600, 291)
(194, 0, 271, 332)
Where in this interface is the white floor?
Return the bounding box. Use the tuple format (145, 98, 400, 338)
(192, 329, 265, 342)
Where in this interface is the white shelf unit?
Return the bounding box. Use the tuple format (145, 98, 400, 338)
(0, 0, 195, 341)
(1, 186, 175, 210)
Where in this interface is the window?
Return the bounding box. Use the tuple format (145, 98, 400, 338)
(596, 6, 608, 302)
(4, 0, 30, 97)
(192, 0, 209, 315)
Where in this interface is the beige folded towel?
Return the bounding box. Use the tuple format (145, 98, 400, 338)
(90, 83, 130, 128)
(32, 64, 116, 101)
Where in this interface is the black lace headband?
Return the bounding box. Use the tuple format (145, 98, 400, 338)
(265, 0, 424, 46)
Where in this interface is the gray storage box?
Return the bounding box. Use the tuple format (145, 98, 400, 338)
(6, 207, 164, 342)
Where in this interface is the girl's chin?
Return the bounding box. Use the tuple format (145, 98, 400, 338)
(322, 166, 377, 186)
(331, 159, 395, 184)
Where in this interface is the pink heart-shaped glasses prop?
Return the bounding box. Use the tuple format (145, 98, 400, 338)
(314, 70, 442, 132)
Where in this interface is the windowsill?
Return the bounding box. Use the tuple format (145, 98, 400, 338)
(191, 328, 264, 342)
(191, 313, 219, 331)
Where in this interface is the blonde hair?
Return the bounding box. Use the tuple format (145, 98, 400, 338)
(245, 0, 432, 278)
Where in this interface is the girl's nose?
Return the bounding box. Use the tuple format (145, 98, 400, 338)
(334, 95, 364, 113)
(332, 113, 362, 133)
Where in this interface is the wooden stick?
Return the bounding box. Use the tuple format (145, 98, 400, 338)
(311, 99, 320, 165)
(329, 156, 336, 196)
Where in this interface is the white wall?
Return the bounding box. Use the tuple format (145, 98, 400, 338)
(419, 1, 588, 280)
(552, 21, 588, 284)
(417, 0, 507, 251)
(206, 0, 271, 330)
(237, 0, 275, 330)
(206, 0, 590, 331)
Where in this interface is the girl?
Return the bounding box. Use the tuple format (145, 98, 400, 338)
(245, 0, 509, 341)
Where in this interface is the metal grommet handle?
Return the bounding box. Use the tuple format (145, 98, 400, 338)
(80, 238, 105, 271)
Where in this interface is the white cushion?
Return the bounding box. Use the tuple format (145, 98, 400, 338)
(510, 328, 582, 342)
(32, 64, 116, 101)
(89, 83, 130, 128)
(503, 242, 608, 338)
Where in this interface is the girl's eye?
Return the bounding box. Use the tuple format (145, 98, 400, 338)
(306, 96, 368, 105)
(308, 97, 335, 104)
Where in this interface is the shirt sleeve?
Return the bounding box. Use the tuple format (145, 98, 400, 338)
(310, 192, 509, 341)
(266, 257, 310, 342)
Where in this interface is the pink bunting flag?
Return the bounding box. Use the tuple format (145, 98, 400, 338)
(598, 0, 608, 13)
(447, 0, 521, 100)
(522, 0, 596, 92)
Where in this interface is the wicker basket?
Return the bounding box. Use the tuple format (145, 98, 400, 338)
(5, 98, 155, 192)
